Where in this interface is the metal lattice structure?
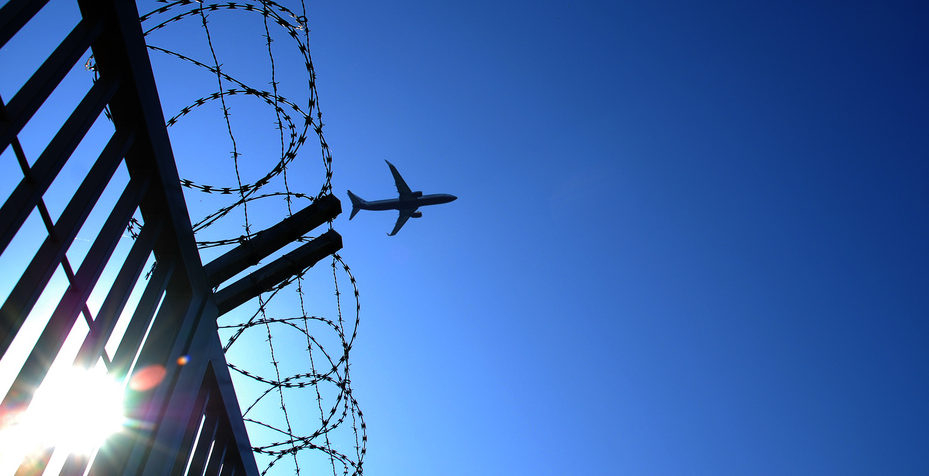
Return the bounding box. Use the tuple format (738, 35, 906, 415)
(0, 1, 343, 474)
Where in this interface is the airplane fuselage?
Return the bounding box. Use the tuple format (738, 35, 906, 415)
(354, 193, 457, 211)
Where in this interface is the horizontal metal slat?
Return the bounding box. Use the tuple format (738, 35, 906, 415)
(0, 173, 150, 413)
(0, 0, 52, 49)
(184, 395, 222, 476)
(0, 74, 122, 253)
(214, 229, 343, 315)
(0, 18, 105, 154)
(108, 256, 175, 379)
(74, 215, 165, 368)
(0, 127, 135, 356)
(115, 290, 209, 476)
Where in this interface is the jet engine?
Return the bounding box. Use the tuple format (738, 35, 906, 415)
(411, 212, 422, 218)
(412, 191, 423, 197)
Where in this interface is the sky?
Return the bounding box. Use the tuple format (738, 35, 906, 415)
(2, 0, 928, 475)
(305, 1, 929, 475)
(310, 2, 929, 475)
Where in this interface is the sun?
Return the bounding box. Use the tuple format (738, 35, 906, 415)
(0, 366, 126, 459)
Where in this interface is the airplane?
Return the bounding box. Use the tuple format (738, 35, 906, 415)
(347, 160, 457, 236)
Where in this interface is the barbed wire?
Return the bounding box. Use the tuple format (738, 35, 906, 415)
(141, 0, 333, 202)
(138, 2, 362, 474)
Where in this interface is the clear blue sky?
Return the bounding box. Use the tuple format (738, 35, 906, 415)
(309, 1, 929, 475)
(3, 0, 928, 475)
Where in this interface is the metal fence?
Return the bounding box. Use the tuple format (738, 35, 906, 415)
(0, 1, 327, 474)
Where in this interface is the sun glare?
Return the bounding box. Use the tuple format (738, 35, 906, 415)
(0, 367, 126, 460)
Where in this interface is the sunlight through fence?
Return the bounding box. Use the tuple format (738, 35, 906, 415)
(1, 1, 363, 475)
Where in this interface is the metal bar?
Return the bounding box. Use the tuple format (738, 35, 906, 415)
(204, 194, 341, 287)
(1, 100, 34, 177)
(183, 397, 221, 476)
(0, 18, 105, 154)
(59, 453, 92, 476)
(88, 286, 205, 476)
(215, 229, 343, 316)
(209, 317, 260, 476)
(0, 75, 123, 253)
(132, 295, 214, 476)
(203, 426, 229, 476)
(0, 127, 135, 357)
(116, 287, 208, 476)
(218, 455, 237, 476)
(84, 430, 141, 476)
(108, 256, 175, 379)
(76, 0, 208, 295)
(0, 173, 148, 412)
(136, 302, 256, 476)
(13, 447, 54, 476)
(170, 386, 213, 476)
(74, 216, 165, 368)
(0, 104, 58, 242)
(149, 335, 259, 476)
(0, 0, 51, 49)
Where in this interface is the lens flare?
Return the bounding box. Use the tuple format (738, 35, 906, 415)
(128, 365, 167, 391)
(0, 367, 125, 461)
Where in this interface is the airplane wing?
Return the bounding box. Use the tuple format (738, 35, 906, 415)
(388, 208, 417, 236)
(385, 160, 414, 199)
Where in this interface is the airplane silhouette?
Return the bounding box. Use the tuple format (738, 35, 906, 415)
(347, 161, 457, 235)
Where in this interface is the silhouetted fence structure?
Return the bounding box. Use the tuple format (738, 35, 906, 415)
(0, 1, 342, 474)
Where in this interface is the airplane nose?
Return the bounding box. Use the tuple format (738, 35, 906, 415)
(450, 195, 458, 201)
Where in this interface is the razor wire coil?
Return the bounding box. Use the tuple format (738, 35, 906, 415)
(137, 2, 364, 474)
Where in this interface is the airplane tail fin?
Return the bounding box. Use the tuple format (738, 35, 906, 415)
(347, 190, 366, 220)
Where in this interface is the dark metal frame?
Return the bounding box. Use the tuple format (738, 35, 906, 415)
(0, 1, 341, 474)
